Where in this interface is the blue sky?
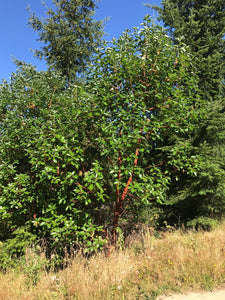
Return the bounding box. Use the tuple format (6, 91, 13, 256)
(0, 0, 161, 82)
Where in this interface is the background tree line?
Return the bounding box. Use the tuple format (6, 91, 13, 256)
(0, 0, 224, 267)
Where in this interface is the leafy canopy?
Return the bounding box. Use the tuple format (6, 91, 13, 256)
(0, 18, 205, 259)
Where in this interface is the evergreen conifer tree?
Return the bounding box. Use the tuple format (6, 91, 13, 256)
(148, 0, 225, 227)
(150, 0, 225, 100)
(28, 0, 105, 83)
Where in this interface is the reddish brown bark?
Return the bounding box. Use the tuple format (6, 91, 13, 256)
(116, 150, 122, 202)
(111, 142, 141, 245)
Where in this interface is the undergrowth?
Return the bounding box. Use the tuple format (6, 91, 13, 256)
(1, 223, 225, 299)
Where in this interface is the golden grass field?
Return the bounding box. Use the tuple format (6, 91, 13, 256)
(1, 223, 225, 300)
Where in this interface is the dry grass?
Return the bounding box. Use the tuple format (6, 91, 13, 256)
(1, 223, 225, 300)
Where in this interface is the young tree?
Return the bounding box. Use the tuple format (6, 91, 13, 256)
(148, 0, 225, 227)
(87, 20, 204, 241)
(0, 19, 204, 264)
(28, 0, 105, 83)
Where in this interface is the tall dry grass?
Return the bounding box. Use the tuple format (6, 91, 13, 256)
(1, 223, 225, 300)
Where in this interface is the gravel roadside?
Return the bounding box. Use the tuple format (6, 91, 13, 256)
(157, 289, 225, 300)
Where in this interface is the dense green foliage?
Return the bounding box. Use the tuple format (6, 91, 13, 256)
(0, 65, 106, 258)
(149, 0, 225, 227)
(151, 0, 225, 99)
(0, 18, 205, 264)
(28, 0, 105, 82)
(2, 0, 225, 267)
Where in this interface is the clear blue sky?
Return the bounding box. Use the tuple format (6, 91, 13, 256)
(0, 0, 161, 82)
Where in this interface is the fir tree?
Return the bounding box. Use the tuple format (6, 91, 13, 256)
(148, 0, 225, 227)
(28, 0, 105, 83)
(150, 0, 225, 100)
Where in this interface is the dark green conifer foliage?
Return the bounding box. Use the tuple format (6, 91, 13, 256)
(28, 0, 105, 83)
(151, 0, 225, 99)
(149, 0, 225, 226)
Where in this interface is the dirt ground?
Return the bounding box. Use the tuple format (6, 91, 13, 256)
(157, 289, 225, 300)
